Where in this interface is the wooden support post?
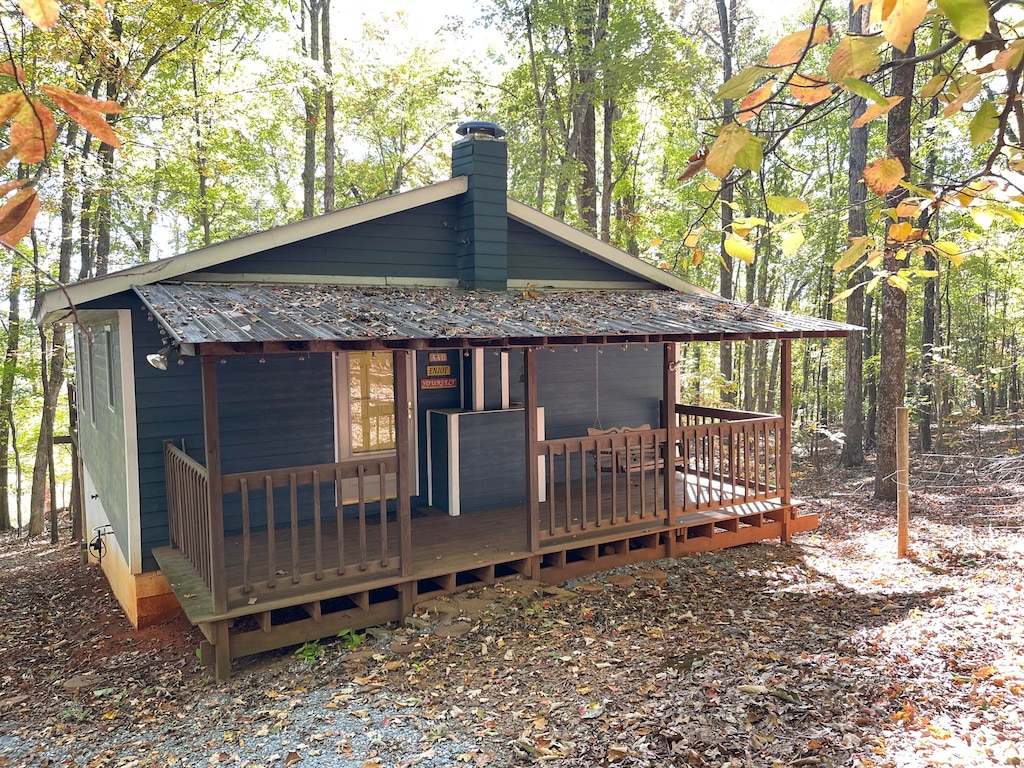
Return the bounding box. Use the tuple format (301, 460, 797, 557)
(662, 342, 677, 523)
(779, 339, 793, 542)
(213, 620, 231, 681)
(201, 356, 228, 615)
(524, 347, 540, 553)
(897, 406, 910, 558)
(394, 350, 413, 577)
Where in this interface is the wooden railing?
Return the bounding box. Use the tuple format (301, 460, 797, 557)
(164, 440, 213, 590)
(535, 407, 787, 544)
(674, 405, 784, 512)
(537, 428, 672, 540)
(220, 457, 401, 600)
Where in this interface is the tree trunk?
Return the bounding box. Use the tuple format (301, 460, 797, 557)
(0, 260, 21, 531)
(600, 97, 615, 242)
(322, 0, 336, 212)
(874, 40, 916, 500)
(715, 0, 737, 405)
(840, 0, 868, 467)
(301, 0, 323, 219)
(523, 5, 549, 208)
(575, 0, 598, 235)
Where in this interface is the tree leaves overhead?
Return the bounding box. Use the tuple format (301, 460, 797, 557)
(852, 96, 903, 128)
(0, 188, 40, 247)
(880, 0, 928, 52)
(40, 86, 124, 148)
(863, 157, 906, 196)
(827, 35, 882, 81)
(706, 123, 759, 178)
(765, 26, 833, 67)
(788, 73, 832, 104)
(10, 97, 56, 164)
(18, 0, 59, 31)
(936, 0, 991, 39)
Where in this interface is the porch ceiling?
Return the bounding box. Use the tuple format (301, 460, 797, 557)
(134, 282, 856, 353)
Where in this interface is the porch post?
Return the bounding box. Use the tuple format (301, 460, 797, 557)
(200, 356, 228, 614)
(523, 347, 540, 553)
(780, 338, 793, 541)
(394, 350, 413, 577)
(662, 342, 677, 521)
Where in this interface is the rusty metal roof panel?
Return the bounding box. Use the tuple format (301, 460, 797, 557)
(134, 283, 856, 346)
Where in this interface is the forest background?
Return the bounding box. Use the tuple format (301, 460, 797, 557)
(0, 0, 1021, 538)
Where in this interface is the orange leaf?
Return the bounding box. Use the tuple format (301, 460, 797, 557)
(852, 96, 904, 128)
(18, 0, 58, 31)
(41, 85, 122, 147)
(882, 0, 927, 52)
(678, 146, 707, 181)
(942, 74, 981, 118)
(11, 97, 57, 163)
(863, 156, 906, 196)
(0, 61, 26, 83)
(737, 79, 775, 123)
(0, 91, 27, 127)
(789, 73, 832, 104)
(766, 26, 833, 67)
(0, 145, 19, 170)
(0, 179, 29, 197)
(0, 188, 40, 247)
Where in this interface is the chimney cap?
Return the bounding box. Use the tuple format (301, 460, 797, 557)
(456, 121, 506, 139)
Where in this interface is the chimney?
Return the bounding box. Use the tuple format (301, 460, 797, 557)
(452, 121, 508, 291)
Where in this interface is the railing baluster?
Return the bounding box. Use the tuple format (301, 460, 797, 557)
(289, 473, 300, 584)
(266, 475, 276, 589)
(358, 465, 368, 570)
(579, 447, 588, 531)
(335, 467, 346, 575)
(594, 442, 603, 527)
(240, 478, 251, 594)
(312, 470, 323, 581)
(378, 462, 389, 568)
(563, 442, 572, 533)
(547, 444, 556, 535)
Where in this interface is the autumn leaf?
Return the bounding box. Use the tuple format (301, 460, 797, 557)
(0, 91, 27, 127)
(40, 86, 123, 148)
(969, 100, 999, 146)
(887, 273, 910, 291)
(880, 0, 927, 52)
(11, 98, 56, 164)
(607, 745, 629, 762)
(863, 156, 905, 196)
(936, 0, 990, 40)
(841, 77, 888, 104)
(691, 248, 703, 266)
(766, 196, 809, 215)
(888, 221, 918, 242)
(852, 96, 904, 128)
(0, 62, 26, 83)
(737, 79, 775, 123)
(834, 236, 873, 272)
(780, 227, 805, 256)
(683, 226, 705, 248)
(788, 73, 832, 104)
(706, 123, 756, 178)
(993, 39, 1024, 71)
(18, 0, 58, 30)
(716, 65, 770, 100)
(932, 240, 964, 267)
(920, 72, 951, 98)
(943, 73, 982, 118)
(828, 34, 883, 81)
(0, 188, 40, 247)
(766, 26, 833, 67)
(678, 147, 707, 181)
(724, 233, 755, 264)
(895, 197, 927, 218)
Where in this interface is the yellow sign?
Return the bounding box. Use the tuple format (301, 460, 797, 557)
(426, 365, 451, 376)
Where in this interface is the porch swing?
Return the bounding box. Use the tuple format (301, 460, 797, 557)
(586, 346, 659, 475)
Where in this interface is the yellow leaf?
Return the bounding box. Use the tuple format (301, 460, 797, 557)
(692, 248, 704, 266)
(650, 236, 663, 247)
(706, 123, 755, 178)
(920, 72, 950, 99)
(970, 206, 994, 229)
(0, 61, 26, 83)
(828, 34, 883, 81)
(834, 235, 873, 272)
(11, 98, 56, 164)
(863, 156, 906, 196)
(943, 74, 982, 118)
(683, 226, 705, 248)
(895, 198, 927, 218)
(737, 79, 775, 123)
(766, 26, 833, 67)
(781, 227, 805, 256)
(607, 745, 629, 763)
(0, 90, 27, 127)
(716, 65, 770, 100)
(0, 187, 39, 247)
(18, 0, 58, 30)
(789, 73, 832, 104)
(866, 274, 884, 293)
(852, 96, 903, 128)
(766, 195, 809, 215)
(887, 273, 910, 291)
(41, 85, 123, 148)
(831, 286, 857, 304)
(724, 233, 755, 264)
(936, 0, 991, 40)
(866, 249, 884, 268)
(888, 221, 916, 241)
(882, 0, 927, 51)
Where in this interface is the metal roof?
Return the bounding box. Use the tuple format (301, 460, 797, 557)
(135, 283, 856, 352)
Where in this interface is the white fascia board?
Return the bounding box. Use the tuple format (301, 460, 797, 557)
(506, 198, 716, 297)
(35, 176, 470, 325)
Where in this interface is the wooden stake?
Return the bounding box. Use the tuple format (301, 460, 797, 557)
(896, 406, 910, 558)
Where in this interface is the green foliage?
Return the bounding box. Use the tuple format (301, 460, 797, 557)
(336, 628, 365, 651)
(293, 640, 323, 664)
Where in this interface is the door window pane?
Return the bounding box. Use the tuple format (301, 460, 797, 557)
(349, 352, 395, 453)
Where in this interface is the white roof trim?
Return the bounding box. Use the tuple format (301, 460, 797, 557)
(506, 199, 714, 296)
(35, 176, 469, 324)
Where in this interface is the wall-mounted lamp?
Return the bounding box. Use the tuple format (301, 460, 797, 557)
(146, 345, 171, 370)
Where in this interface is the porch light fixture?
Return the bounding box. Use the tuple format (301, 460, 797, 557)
(146, 345, 171, 371)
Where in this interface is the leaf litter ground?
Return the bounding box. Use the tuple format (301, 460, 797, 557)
(1, 440, 1022, 767)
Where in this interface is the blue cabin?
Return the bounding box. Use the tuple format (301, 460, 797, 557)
(36, 123, 852, 678)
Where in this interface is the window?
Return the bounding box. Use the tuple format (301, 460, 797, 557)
(104, 328, 116, 409)
(347, 351, 395, 454)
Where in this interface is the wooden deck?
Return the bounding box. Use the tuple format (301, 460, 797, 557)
(154, 469, 816, 679)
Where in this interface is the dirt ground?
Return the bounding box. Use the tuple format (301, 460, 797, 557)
(0, 433, 1022, 767)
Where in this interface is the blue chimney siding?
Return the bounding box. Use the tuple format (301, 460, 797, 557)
(452, 130, 509, 291)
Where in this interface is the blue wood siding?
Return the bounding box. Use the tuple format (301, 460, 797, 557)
(415, 351, 461, 502)
(76, 315, 130, 564)
(456, 410, 528, 513)
(453, 135, 508, 290)
(188, 202, 460, 280)
(507, 219, 650, 284)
